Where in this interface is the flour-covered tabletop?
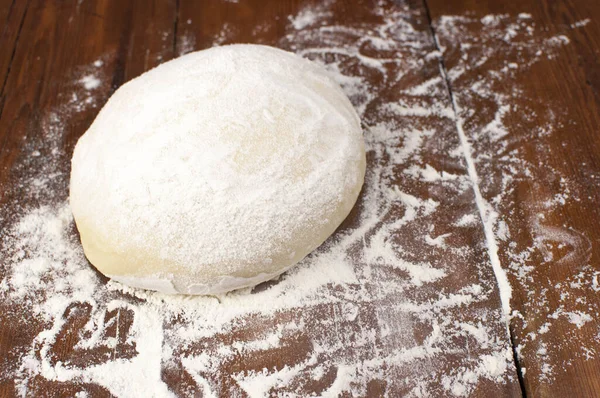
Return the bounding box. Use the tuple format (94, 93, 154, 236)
(0, 0, 598, 397)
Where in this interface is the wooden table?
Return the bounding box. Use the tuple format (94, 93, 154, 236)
(1, 0, 599, 396)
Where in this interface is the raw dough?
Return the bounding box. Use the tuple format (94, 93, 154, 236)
(70, 44, 366, 295)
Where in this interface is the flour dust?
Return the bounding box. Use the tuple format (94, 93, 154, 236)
(0, 1, 593, 397)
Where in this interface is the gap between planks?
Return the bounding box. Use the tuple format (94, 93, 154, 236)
(421, 0, 526, 396)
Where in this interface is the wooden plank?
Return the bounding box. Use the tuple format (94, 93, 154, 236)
(0, 0, 521, 396)
(0, 0, 28, 118)
(0, 0, 13, 40)
(176, 0, 303, 54)
(173, 0, 521, 396)
(426, 0, 600, 396)
(0, 0, 175, 396)
(0, 0, 176, 200)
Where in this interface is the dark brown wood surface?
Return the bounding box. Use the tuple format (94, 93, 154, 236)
(0, 1, 176, 396)
(426, 0, 600, 396)
(0, 0, 28, 119)
(0, 0, 598, 396)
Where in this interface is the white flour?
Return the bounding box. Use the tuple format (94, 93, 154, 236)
(0, 1, 594, 397)
(434, 13, 598, 383)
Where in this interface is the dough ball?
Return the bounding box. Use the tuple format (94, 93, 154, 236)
(70, 44, 366, 295)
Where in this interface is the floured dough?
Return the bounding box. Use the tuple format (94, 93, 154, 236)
(70, 44, 366, 295)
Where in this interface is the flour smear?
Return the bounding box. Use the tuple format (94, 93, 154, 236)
(433, 13, 599, 383)
(0, 1, 592, 397)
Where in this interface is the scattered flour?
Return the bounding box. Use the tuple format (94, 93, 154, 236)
(1, 2, 592, 397)
(1, 3, 513, 396)
(289, 7, 330, 31)
(79, 75, 101, 90)
(177, 32, 196, 56)
(434, 12, 599, 384)
(210, 23, 235, 47)
(571, 18, 590, 29)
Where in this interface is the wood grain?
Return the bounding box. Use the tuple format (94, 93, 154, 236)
(3, 0, 598, 395)
(426, 0, 600, 396)
(0, 0, 28, 119)
(172, 0, 519, 395)
(0, 0, 520, 395)
(0, 0, 175, 396)
(0, 0, 177, 201)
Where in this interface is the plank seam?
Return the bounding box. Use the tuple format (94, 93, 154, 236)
(420, 0, 526, 396)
